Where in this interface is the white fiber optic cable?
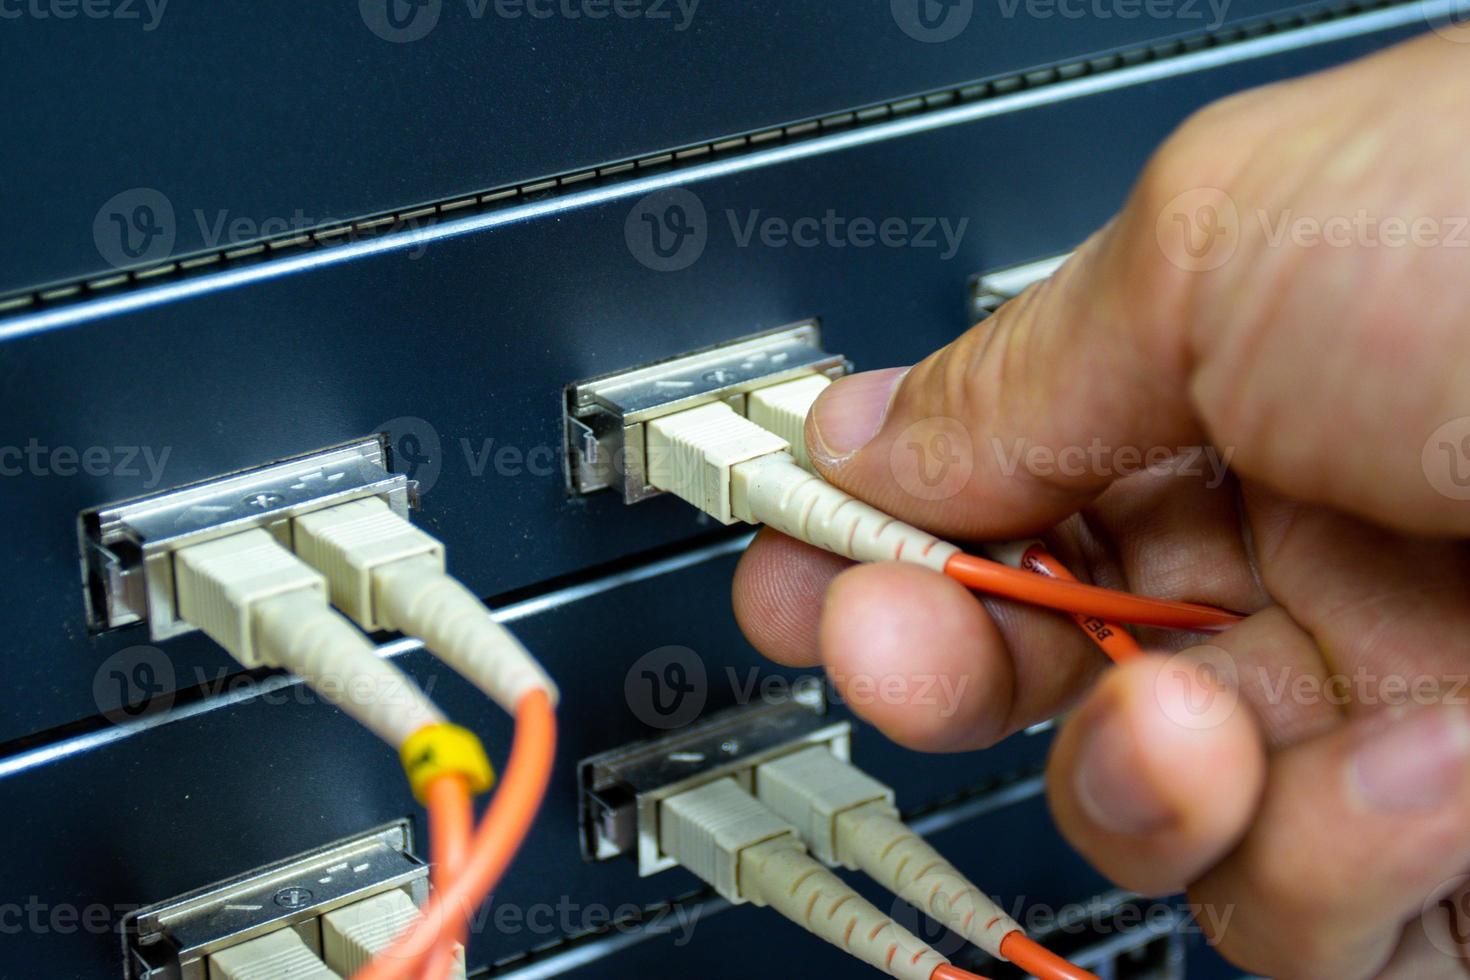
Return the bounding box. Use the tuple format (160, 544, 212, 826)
(645, 400, 959, 570)
(292, 497, 557, 715)
(208, 927, 343, 980)
(731, 450, 960, 571)
(757, 746, 1023, 960)
(658, 777, 952, 980)
(740, 835, 950, 980)
(836, 801, 1021, 959)
(747, 372, 832, 471)
(173, 528, 445, 748)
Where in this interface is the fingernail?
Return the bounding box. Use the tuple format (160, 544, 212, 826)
(1350, 706, 1470, 813)
(809, 367, 908, 462)
(1075, 699, 1174, 835)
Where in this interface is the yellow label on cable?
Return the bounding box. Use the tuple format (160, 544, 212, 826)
(400, 724, 495, 803)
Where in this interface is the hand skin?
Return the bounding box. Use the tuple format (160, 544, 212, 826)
(730, 32, 1470, 980)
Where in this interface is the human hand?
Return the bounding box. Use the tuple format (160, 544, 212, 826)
(731, 32, 1470, 979)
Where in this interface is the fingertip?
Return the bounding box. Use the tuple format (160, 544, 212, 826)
(1049, 651, 1266, 896)
(732, 528, 852, 668)
(820, 562, 1015, 752)
(806, 366, 909, 465)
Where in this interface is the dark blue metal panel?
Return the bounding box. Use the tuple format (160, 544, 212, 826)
(0, 0, 1366, 295)
(0, 12, 1431, 980)
(0, 545, 1052, 979)
(0, 16, 1429, 744)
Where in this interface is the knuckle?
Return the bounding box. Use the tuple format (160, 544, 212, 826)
(1134, 103, 1231, 225)
(1194, 841, 1362, 979)
(1199, 896, 1333, 980)
(1253, 841, 1334, 921)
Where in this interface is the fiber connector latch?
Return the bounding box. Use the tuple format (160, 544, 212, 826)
(80, 436, 412, 641)
(658, 779, 951, 980)
(577, 694, 848, 873)
(563, 321, 848, 501)
(121, 823, 428, 980)
(968, 251, 1071, 322)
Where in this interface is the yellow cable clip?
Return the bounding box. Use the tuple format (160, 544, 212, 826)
(400, 723, 495, 803)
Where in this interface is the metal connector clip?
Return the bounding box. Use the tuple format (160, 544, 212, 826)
(80, 436, 412, 639)
(121, 822, 427, 980)
(968, 251, 1071, 321)
(577, 688, 849, 875)
(563, 322, 848, 502)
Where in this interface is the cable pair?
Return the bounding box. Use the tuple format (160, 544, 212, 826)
(659, 748, 1100, 980)
(172, 499, 559, 980)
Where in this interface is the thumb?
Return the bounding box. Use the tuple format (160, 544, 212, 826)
(805, 213, 1202, 539)
(806, 32, 1470, 540)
